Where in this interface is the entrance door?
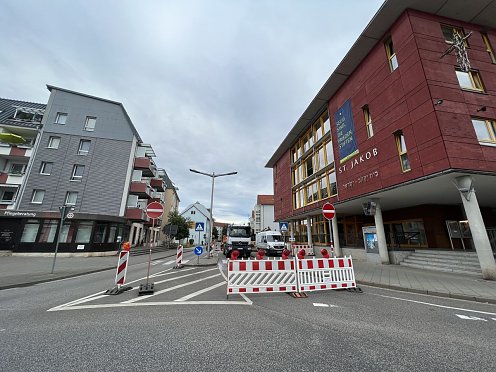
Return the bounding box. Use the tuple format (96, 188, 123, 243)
(0, 220, 21, 250)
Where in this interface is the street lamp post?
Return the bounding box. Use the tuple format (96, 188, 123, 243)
(189, 169, 237, 255)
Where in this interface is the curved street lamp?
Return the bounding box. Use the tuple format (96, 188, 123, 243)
(189, 169, 237, 253)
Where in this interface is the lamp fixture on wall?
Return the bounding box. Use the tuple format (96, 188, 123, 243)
(476, 106, 487, 112)
(434, 99, 444, 105)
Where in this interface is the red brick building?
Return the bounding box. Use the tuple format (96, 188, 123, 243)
(266, 0, 496, 279)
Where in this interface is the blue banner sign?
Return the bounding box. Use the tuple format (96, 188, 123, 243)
(334, 99, 359, 164)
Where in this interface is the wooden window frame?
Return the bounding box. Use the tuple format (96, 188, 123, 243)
(455, 69, 485, 92)
(363, 105, 373, 138)
(471, 117, 496, 144)
(394, 131, 411, 172)
(385, 38, 398, 71)
(482, 33, 496, 64)
(441, 24, 468, 46)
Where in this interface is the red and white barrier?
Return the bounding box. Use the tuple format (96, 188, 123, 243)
(292, 244, 314, 256)
(115, 250, 130, 286)
(227, 259, 297, 295)
(297, 256, 355, 291)
(226, 256, 356, 296)
(175, 244, 183, 267)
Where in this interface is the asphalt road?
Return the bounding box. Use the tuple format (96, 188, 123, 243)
(1, 251, 495, 371)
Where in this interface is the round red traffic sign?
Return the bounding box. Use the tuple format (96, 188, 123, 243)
(322, 202, 335, 220)
(146, 202, 164, 219)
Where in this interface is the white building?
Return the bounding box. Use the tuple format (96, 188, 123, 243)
(252, 195, 278, 235)
(180, 201, 211, 245)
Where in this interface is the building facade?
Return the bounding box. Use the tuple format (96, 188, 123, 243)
(0, 86, 170, 254)
(266, 0, 496, 279)
(251, 194, 278, 234)
(158, 168, 181, 241)
(180, 202, 211, 245)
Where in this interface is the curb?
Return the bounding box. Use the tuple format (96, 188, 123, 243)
(0, 251, 178, 291)
(357, 280, 496, 305)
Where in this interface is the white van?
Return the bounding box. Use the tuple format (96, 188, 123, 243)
(255, 231, 285, 255)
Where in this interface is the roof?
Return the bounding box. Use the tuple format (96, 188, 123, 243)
(180, 201, 211, 220)
(257, 195, 274, 205)
(46, 85, 143, 143)
(0, 98, 46, 129)
(266, 0, 496, 167)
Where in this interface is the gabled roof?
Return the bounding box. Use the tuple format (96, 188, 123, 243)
(46, 85, 142, 143)
(257, 195, 274, 205)
(266, 0, 496, 167)
(0, 98, 46, 129)
(180, 201, 211, 220)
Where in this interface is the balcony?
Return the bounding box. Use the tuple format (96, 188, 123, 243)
(129, 181, 153, 198)
(125, 207, 148, 221)
(150, 177, 165, 191)
(134, 157, 157, 177)
(149, 191, 165, 204)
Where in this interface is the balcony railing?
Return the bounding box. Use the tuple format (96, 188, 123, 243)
(134, 157, 157, 177)
(129, 181, 153, 198)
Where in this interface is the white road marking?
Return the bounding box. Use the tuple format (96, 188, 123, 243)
(375, 294, 496, 316)
(175, 282, 226, 301)
(182, 259, 190, 264)
(150, 267, 195, 278)
(239, 293, 252, 305)
(456, 314, 488, 321)
(48, 300, 251, 311)
(313, 303, 329, 307)
(122, 273, 221, 303)
(163, 260, 176, 265)
(0, 329, 5, 332)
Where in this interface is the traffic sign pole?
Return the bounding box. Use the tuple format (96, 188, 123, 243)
(322, 203, 336, 257)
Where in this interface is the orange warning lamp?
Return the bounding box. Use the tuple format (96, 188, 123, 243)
(122, 241, 131, 251)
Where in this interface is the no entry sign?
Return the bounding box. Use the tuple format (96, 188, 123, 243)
(146, 202, 164, 219)
(322, 202, 335, 220)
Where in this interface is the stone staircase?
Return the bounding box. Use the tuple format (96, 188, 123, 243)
(400, 250, 482, 276)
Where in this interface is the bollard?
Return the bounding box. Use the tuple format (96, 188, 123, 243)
(256, 249, 265, 260)
(282, 248, 290, 260)
(320, 248, 329, 259)
(297, 249, 306, 260)
(231, 249, 240, 260)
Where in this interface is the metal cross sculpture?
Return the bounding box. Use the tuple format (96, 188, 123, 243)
(441, 30, 473, 72)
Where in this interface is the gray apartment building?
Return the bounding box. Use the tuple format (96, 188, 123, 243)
(0, 85, 171, 254)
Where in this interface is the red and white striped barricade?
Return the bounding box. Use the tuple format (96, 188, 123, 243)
(297, 256, 356, 292)
(175, 244, 183, 268)
(227, 259, 297, 297)
(292, 244, 314, 256)
(115, 250, 130, 287)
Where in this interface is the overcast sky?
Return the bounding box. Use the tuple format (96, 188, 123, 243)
(0, 0, 383, 223)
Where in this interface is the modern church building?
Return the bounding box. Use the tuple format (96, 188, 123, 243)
(266, 0, 496, 279)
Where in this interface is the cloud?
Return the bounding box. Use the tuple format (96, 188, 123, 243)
(0, 0, 383, 223)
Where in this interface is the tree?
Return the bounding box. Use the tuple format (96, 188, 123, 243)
(164, 210, 191, 241)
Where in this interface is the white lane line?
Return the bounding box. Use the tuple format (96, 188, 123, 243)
(163, 260, 176, 265)
(313, 303, 329, 307)
(240, 293, 252, 305)
(122, 273, 221, 303)
(151, 267, 218, 285)
(48, 300, 251, 311)
(150, 267, 195, 278)
(374, 293, 496, 316)
(182, 259, 190, 264)
(456, 314, 487, 321)
(175, 282, 226, 301)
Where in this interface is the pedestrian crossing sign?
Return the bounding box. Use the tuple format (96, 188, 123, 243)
(279, 222, 289, 232)
(195, 222, 205, 231)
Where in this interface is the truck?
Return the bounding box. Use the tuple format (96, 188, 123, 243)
(255, 231, 285, 256)
(223, 225, 252, 259)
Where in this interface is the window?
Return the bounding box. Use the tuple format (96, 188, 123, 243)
(319, 174, 329, 200)
(1, 190, 15, 202)
(40, 162, 53, 175)
(456, 70, 484, 92)
(14, 109, 43, 122)
(47, 136, 60, 149)
(71, 165, 85, 181)
(31, 189, 45, 204)
(363, 105, 373, 138)
(55, 112, 67, 124)
(305, 156, 314, 178)
(38, 220, 58, 243)
(84, 116, 96, 131)
(385, 38, 398, 71)
(20, 219, 40, 243)
(9, 163, 25, 175)
(132, 170, 142, 181)
(482, 33, 496, 64)
(471, 118, 496, 144)
(75, 222, 93, 243)
(314, 121, 323, 143)
(65, 191, 78, 205)
(323, 112, 331, 134)
(441, 24, 467, 45)
(191, 210, 196, 215)
(395, 132, 411, 172)
(78, 140, 91, 155)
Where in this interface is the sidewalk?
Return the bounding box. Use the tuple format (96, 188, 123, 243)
(1, 250, 496, 304)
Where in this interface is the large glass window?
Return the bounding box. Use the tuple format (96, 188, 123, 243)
(38, 219, 58, 243)
(482, 33, 496, 64)
(59, 221, 77, 243)
(20, 219, 40, 242)
(305, 156, 314, 178)
(76, 222, 93, 243)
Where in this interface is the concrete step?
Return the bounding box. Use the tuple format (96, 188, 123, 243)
(0, 250, 12, 257)
(400, 262, 482, 276)
(404, 255, 480, 266)
(413, 250, 478, 257)
(402, 257, 481, 269)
